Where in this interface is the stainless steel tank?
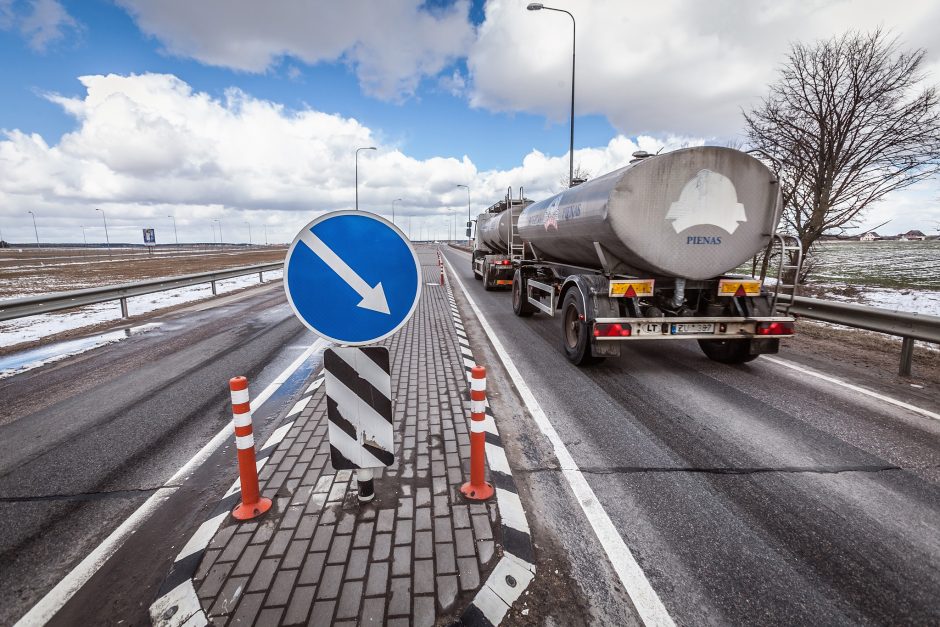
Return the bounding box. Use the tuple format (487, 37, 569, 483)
(476, 209, 512, 253)
(517, 146, 781, 280)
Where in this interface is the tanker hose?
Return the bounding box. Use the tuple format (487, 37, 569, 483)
(672, 278, 686, 309)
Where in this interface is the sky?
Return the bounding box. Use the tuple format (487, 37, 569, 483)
(1, 0, 939, 245)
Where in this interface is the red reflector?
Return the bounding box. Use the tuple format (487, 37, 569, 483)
(593, 323, 632, 337)
(625, 285, 637, 298)
(734, 285, 747, 297)
(757, 321, 794, 336)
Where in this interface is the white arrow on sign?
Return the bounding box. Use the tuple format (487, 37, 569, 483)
(299, 229, 391, 314)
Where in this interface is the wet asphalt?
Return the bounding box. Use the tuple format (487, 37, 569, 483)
(0, 283, 318, 626)
(443, 246, 940, 626)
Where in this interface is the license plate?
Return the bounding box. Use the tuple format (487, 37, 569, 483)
(496, 280, 513, 285)
(671, 323, 715, 335)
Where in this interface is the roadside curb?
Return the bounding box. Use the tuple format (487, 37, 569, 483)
(444, 280, 537, 626)
(148, 376, 325, 627)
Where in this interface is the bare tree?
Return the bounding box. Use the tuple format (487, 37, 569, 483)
(555, 162, 591, 193)
(744, 29, 940, 265)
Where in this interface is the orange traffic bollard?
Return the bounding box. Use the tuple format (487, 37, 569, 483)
(440, 265, 445, 286)
(229, 376, 272, 520)
(461, 366, 494, 500)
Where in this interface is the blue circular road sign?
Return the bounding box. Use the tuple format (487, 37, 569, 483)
(284, 211, 421, 345)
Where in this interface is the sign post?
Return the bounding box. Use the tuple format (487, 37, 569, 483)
(143, 228, 156, 256)
(284, 211, 421, 501)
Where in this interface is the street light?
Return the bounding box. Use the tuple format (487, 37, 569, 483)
(27, 210, 40, 249)
(264, 224, 269, 246)
(527, 2, 576, 187)
(168, 215, 179, 251)
(245, 221, 252, 247)
(213, 219, 222, 249)
(456, 184, 471, 244)
(392, 198, 402, 226)
(95, 208, 111, 258)
(355, 146, 377, 210)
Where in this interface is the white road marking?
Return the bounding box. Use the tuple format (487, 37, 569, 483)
(443, 253, 676, 627)
(287, 395, 311, 417)
(14, 337, 330, 627)
(763, 356, 940, 423)
(175, 512, 228, 562)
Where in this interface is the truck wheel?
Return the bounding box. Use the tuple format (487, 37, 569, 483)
(512, 269, 535, 317)
(561, 290, 603, 366)
(698, 339, 759, 364)
(482, 262, 494, 291)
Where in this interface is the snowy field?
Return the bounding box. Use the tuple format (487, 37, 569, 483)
(808, 240, 940, 316)
(0, 270, 283, 348)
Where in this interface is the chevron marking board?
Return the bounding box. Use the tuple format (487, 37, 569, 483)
(324, 346, 395, 470)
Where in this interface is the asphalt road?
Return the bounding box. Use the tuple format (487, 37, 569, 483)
(0, 282, 319, 625)
(442, 246, 940, 626)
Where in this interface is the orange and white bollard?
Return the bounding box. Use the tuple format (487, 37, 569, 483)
(229, 376, 272, 520)
(440, 264, 445, 286)
(461, 365, 494, 500)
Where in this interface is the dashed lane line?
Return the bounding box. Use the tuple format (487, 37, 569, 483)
(442, 252, 676, 627)
(13, 337, 330, 627)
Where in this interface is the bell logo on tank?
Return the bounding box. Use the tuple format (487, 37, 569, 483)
(666, 169, 747, 235)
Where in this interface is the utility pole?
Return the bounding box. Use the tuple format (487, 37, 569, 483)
(27, 211, 40, 249)
(168, 215, 179, 251)
(95, 208, 111, 258)
(245, 221, 252, 247)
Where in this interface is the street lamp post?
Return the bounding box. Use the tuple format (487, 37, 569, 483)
(264, 224, 269, 246)
(214, 219, 222, 250)
(168, 215, 179, 251)
(527, 3, 576, 187)
(392, 198, 402, 226)
(27, 211, 40, 249)
(355, 146, 377, 210)
(95, 208, 112, 258)
(245, 222, 252, 247)
(456, 184, 471, 244)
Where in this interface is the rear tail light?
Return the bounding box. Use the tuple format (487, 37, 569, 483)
(593, 323, 632, 337)
(500, 260, 511, 265)
(757, 321, 794, 336)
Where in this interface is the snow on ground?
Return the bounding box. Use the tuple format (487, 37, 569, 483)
(0, 323, 161, 379)
(813, 284, 940, 317)
(0, 270, 283, 348)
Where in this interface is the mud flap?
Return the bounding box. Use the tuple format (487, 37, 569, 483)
(592, 341, 621, 357)
(749, 338, 780, 355)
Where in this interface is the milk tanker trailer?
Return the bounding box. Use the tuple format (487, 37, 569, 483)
(502, 146, 802, 365)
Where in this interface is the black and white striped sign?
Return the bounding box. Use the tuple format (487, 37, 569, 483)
(325, 347, 395, 470)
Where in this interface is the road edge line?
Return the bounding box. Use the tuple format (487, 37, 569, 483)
(14, 338, 329, 627)
(763, 356, 940, 423)
(443, 251, 676, 627)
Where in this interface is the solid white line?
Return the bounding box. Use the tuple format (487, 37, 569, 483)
(443, 254, 676, 627)
(763, 356, 940, 422)
(16, 337, 330, 627)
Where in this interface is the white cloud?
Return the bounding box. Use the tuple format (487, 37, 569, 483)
(115, 0, 474, 101)
(0, 0, 79, 51)
(0, 73, 936, 245)
(469, 0, 940, 138)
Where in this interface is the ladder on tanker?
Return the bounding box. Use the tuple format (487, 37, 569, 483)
(508, 187, 526, 261)
(761, 234, 803, 314)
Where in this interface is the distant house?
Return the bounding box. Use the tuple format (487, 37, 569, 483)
(903, 230, 927, 241)
(860, 231, 879, 241)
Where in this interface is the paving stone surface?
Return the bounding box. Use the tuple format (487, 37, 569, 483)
(194, 249, 499, 625)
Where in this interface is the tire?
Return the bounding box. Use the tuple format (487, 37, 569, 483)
(560, 289, 603, 366)
(471, 252, 483, 280)
(697, 338, 759, 364)
(482, 262, 494, 291)
(512, 269, 536, 317)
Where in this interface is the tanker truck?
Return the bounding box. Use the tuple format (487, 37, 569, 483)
(508, 146, 802, 366)
(472, 193, 533, 289)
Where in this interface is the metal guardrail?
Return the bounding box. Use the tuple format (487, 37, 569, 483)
(778, 294, 940, 376)
(0, 262, 283, 322)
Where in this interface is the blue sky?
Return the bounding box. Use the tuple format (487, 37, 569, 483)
(1, 0, 617, 172)
(1, 0, 938, 244)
